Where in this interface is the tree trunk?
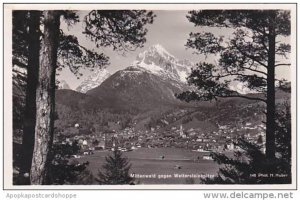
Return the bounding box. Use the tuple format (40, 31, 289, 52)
(19, 11, 41, 179)
(265, 13, 276, 161)
(30, 11, 60, 185)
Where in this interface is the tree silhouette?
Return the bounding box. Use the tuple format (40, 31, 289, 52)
(177, 10, 291, 160)
(13, 11, 41, 178)
(96, 149, 134, 185)
(25, 10, 155, 184)
(83, 10, 155, 51)
(202, 104, 291, 184)
(46, 141, 91, 185)
(30, 10, 61, 184)
(12, 10, 109, 178)
(274, 103, 291, 177)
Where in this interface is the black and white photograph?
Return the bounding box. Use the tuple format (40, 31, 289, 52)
(3, 3, 297, 189)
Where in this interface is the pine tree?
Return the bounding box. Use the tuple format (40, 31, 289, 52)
(202, 104, 291, 184)
(177, 10, 291, 161)
(96, 149, 134, 185)
(12, 10, 155, 184)
(13, 10, 109, 179)
(47, 141, 92, 185)
(14, 11, 41, 178)
(30, 11, 61, 184)
(274, 102, 291, 181)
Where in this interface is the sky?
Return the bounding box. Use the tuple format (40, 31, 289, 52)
(59, 10, 291, 90)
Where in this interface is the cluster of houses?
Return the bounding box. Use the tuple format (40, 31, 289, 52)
(54, 120, 266, 157)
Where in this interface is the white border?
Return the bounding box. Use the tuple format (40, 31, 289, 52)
(3, 3, 297, 190)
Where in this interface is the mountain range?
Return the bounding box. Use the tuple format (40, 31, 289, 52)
(132, 44, 193, 83)
(85, 44, 195, 112)
(76, 69, 111, 93)
(75, 44, 193, 94)
(55, 44, 291, 132)
(71, 44, 263, 96)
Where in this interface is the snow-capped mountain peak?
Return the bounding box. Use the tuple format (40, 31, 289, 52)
(132, 44, 194, 83)
(76, 69, 111, 93)
(149, 44, 175, 59)
(58, 80, 70, 90)
(229, 81, 255, 94)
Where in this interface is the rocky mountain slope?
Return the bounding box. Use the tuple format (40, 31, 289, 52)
(53, 44, 291, 133)
(76, 69, 111, 93)
(86, 44, 195, 112)
(132, 44, 193, 83)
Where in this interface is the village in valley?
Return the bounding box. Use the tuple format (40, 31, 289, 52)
(53, 118, 266, 160)
(50, 96, 269, 162)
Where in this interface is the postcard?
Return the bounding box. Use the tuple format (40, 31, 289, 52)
(3, 3, 297, 190)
